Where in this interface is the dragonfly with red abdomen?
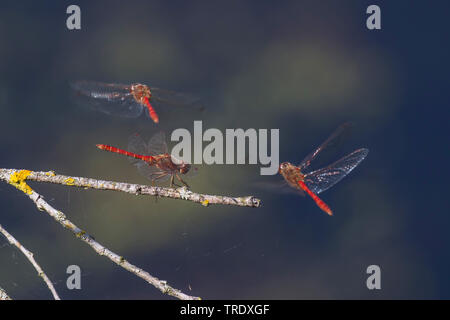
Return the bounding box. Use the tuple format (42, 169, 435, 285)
(96, 131, 196, 187)
(278, 123, 369, 216)
(71, 81, 204, 124)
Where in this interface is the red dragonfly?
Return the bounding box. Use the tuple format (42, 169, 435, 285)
(96, 131, 195, 187)
(278, 123, 369, 216)
(71, 81, 204, 124)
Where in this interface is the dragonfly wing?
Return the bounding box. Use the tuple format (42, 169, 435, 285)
(127, 133, 148, 165)
(129, 132, 172, 183)
(147, 131, 168, 155)
(70, 80, 143, 118)
(303, 148, 369, 194)
(299, 122, 353, 170)
(135, 161, 171, 182)
(150, 87, 205, 112)
(71, 81, 130, 92)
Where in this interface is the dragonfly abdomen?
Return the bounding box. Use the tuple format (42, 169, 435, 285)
(298, 180, 333, 216)
(96, 144, 154, 163)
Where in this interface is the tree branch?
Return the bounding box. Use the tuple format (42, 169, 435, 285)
(0, 286, 12, 300)
(0, 224, 60, 300)
(0, 168, 261, 207)
(0, 168, 201, 300)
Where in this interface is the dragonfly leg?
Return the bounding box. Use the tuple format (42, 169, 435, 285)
(176, 173, 190, 188)
(152, 173, 168, 183)
(172, 181, 182, 188)
(167, 173, 183, 188)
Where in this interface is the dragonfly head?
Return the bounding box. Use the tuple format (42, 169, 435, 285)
(279, 162, 291, 174)
(178, 163, 191, 174)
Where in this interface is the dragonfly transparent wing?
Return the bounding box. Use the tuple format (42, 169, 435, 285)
(299, 122, 353, 171)
(128, 132, 173, 183)
(126, 133, 169, 181)
(147, 131, 168, 155)
(127, 133, 148, 165)
(303, 148, 369, 194)
(71, 80, 144, 118)
(135, 161, 172, 182)
(150, 87, 205, 112)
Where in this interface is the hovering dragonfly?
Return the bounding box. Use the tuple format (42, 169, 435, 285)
(71, 80, 204, 124)
(96, 131, 197, 187)
(278, 123, 369, 216)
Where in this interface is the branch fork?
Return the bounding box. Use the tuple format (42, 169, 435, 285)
(0, 168, 261, 300)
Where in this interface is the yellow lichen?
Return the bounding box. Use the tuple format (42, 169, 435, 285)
(45, 171, 56, 177)
(75, 231, 86, 238)
(201, 199, 209, 207)
(64, 178, 75, 186)
(9, 170, 33, 195)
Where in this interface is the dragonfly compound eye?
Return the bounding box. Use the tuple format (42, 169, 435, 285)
(279, 162, 288, 172)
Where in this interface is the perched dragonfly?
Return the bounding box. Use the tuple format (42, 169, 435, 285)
(278, 123, 369, 216)
(96, 131, 196, 187)
(71, 81, 204, 124)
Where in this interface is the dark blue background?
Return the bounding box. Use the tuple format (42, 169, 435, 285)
(0, 1, 449, 299)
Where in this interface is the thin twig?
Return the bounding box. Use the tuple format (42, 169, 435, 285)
(0, 168, 200, 300)
(0, 286, 12, 300)
(0, 168, 261, 207)
(0, 224, 60, 300)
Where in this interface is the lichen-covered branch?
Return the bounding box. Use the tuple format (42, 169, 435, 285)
(0, 168, 200, 300)
(0, 168, 261, 208)
(0, 286, 12, 300)
(0, 224, 60, 300)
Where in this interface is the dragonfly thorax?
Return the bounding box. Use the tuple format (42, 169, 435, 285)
(170, 155, 191, 174)
(279, 162, 305, 188)
(153, 154, 191, 175)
